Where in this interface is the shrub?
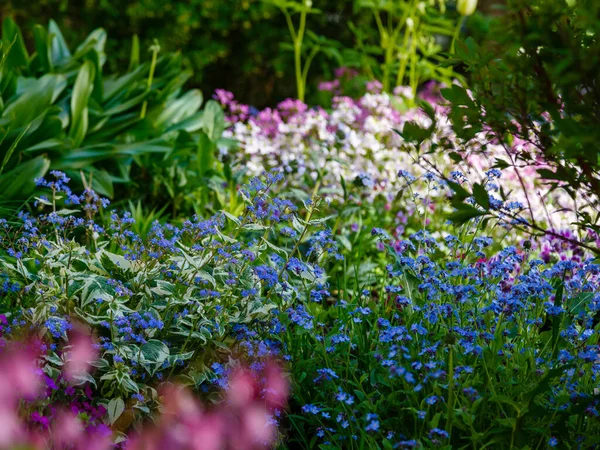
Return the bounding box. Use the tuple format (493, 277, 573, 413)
(441, 0, 600, 247)
(0, 19, 228, 218)
(0, 170, 338, 432)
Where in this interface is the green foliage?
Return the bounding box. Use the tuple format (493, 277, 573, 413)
(0, 19, 229, 218)
(0, 172, 336, 426)
(279, 229, 600, 449)
(1, 0, 355, 105)
(1, 1, 466, 105)
(348, 0, 460, 96)
(443, 0, 600, 237)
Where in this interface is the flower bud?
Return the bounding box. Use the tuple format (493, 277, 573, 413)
(457, 0, 477, 16)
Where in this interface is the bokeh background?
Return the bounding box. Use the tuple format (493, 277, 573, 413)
(0, 0, 500, 107)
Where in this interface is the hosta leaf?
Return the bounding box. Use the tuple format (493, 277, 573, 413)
(0, 156, 50, 202)
(200, 100, 225, 142)
(2, 18, 29, 70)
(69, 60, 96, 146)
(48, 20, 71, 65)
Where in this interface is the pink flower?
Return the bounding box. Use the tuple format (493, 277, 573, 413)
(0, 342, 41, 403)
(263, 363, 289, 410)
(0, 407, 23, 447)
(63, 328, 97, 382)
(52, 410, 84, 447)
(213, 89, 235, 106)
(227, 369, 257, 408)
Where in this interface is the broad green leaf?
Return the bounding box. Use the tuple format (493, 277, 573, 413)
(0, 74, 67, 128)
(74, 28, 107, 58)
(200, 100, 225, 142)
(85, 49, 104, 104)
(154, 89, 203, 131)
(197, 132, 214, 176)
(0, 122, 30, 175)
(472, 183, 490, 209)
(69, 60, 96, 146)
(0, 156, 50, 201)
(48, 20, 71, 65)
(447, 204, 486, 225)
(2, 18, 29, 70)
(57, 140, 170, 168)
(90, 169, 114, 198)
(141, 340, 170, 365)
(32, 25, 52, 73)
(107, 398, 125, 425)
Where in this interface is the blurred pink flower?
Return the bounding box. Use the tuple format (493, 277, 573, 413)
(63, 328, 98, 382)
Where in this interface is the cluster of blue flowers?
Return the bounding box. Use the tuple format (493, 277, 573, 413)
(274, 227, 600, 447)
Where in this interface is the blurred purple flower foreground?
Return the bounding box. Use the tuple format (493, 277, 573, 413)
(0, 329, 289, 449)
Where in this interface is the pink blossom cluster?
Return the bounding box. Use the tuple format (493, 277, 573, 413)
(0, 328, 289, 450)
(0, 329, 110, 449)
(214, 78, 589, 232)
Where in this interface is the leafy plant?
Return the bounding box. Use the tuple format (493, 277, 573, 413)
(264, 0, 342, 102)
(345, 0, 460, 96)
(0, 19, 229, 218)
(279, 225, 600, 449)
(0, 170, 340, 430)
(441, 0, 600, 245)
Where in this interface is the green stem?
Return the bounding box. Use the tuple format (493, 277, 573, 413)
(445, 345, 455, 436)
(451, 16, 466, 54)
(140, 43, 159, 119)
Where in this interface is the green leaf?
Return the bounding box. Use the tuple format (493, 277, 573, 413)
(393, 123, 432, 145)
(0, 74, 67, 128)
(447, 181, 470, 202)
(128, 35, 140, 71)
(551, 282, 564, 358)
(441, 84, 473, 106)
(448, 204, 486, 225)
(141, 340, 170, 366)
(197, 131, 215, 176)
(74, 28, 107, 58)
(32, 25, 52, 73)
(472, 183, 490, 209)
(0, 156, 50, 202)
(2, 18, 29, 70)
(200, 100, 226, 142)
(154, 89, 203, 131)
(221, 210, 241, 226)
(48, 20, 71, 65)
(0, 122, 31, 176)
(107, 398, 125, 425)
(69, 60, 96, 146)
(90, 169, 114, 198)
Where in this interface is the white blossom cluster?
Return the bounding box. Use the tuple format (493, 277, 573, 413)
(217, 87, 585, 230)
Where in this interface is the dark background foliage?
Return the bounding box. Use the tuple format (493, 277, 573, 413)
(0, 0, 362, 107)
(1, 0, 501, 107)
